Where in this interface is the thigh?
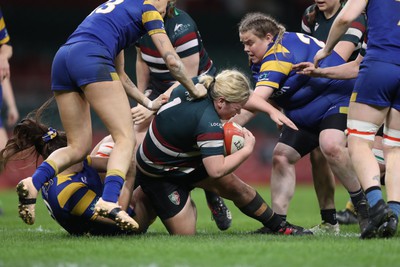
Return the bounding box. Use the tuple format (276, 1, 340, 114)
(348, 101, 388, 125)
(54, 91, 92, 151)
(83, 80, 133, 140)
(162, 197, 197, 235)
(278, 125, 319, 157)
(136, 170, 192, 220)
(319, 113, 347, 132)
(386, 108, 400, 132)
(130, 186, 157, 233)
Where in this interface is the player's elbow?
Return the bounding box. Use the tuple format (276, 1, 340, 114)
(336, 14, 355, 27)
(164, 54, 181, 73)
(206, 168, 227, 179)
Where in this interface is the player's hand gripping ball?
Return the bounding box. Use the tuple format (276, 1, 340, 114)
(223, 122, 245, 155)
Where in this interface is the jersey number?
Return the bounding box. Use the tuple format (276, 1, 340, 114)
(90, 0, 124, 15)
(296, 33, 325, 48)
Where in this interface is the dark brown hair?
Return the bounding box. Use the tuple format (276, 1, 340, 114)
(0, 97, 67, 171)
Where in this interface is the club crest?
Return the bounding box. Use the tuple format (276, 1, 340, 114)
(168, 191, 181, 205)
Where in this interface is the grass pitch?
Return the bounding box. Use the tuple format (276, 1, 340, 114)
(0, 185, 399, 267)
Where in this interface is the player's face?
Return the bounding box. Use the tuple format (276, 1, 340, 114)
(314, 0, 340, 12)
(239, 30, 271, 64)
(217, 99, 247, 121)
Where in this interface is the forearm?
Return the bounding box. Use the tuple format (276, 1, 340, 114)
(221, 147, 253, 176)
(164, 52, 197, 96)
(2, 78, 17, 109)
(120, 72, 148, 106)
(0, 44, 12, 79)
(135, 48, 151, 93)
(118, 69, 154, 110)
(115, 50, 151, 108)
(231, 109, 256, 126)
(319, 61, 359, 79)
(151, 33, 202, 98)
(0, 44, 12, 60)
(244, 93, 277, 115)
(204, 148, 252, 179)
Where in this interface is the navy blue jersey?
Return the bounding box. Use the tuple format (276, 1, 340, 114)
(254, 32, 349, 108)
(363, 0, 400, 65)
(252, 32, 355, 129)
(137, 78, 224, 178)
(137, 8, 213, 92)
(66, 0, 166, 59)
(41, 158, 104, 235)
(52, 0, 166, 90)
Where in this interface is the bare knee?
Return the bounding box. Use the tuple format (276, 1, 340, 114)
(320, 141, 344, 162)
(65, 142, 92, 164)
(272, 144, 299, 167)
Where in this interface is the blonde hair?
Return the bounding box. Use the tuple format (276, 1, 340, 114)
(238, 12, 286, 57)
(199, 69, 252, 103)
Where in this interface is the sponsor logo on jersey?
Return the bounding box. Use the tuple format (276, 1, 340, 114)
(209, 122, 223, 127)
(258, 72, 269, 81)
(173, 23, 191, 35)
(271, 86, 290, 98)
(184, 91, 194, 101)
(168, 191, 181, 205)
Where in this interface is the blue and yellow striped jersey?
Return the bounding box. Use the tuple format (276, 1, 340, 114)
(0, 8, 10, 45)
(66, 0, 166, 59)
(252, 32, 347, 110)
(41, 159, 104, 235)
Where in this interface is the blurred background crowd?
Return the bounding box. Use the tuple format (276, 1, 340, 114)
(0, 0, 314, 187)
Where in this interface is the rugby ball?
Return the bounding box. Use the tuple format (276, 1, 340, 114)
(223, 122, 245, 155)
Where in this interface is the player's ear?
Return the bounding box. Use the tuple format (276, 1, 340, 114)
(265, 33, 274, 43)
(216, 97, 226, 109)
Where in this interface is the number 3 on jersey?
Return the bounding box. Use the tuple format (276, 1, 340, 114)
(90, 0, 124, 15)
